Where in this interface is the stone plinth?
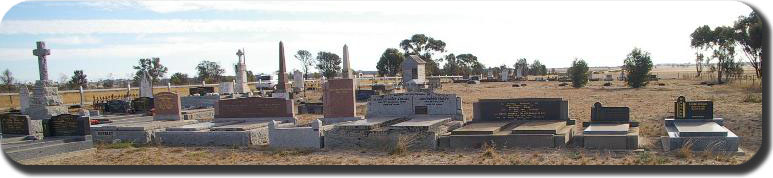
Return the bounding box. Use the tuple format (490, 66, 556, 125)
(27, 80, 68, 120)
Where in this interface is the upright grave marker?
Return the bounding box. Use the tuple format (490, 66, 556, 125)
(19, 86, 30, 114)
(139, 71, 153, 98)
(662, 96, 740, 153)
(47, 114, 90, 137)
(27, 41, 68, 120)
(154, 92, 182, 121)
(580, 102, 639, 149)
(234, 49, 250, 93)
(1, 114, 43, 139)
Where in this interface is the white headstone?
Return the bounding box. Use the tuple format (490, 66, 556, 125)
(516, 68, 523, 78)
(219, 82, 234, 94)
(79, 86, 85, 106)
(139, 71, 153, 98)
(500, 69, 510, 82)
(19, 86, 30, 114)
(293, 70, 304, 90)
(167, 82, 172, 92)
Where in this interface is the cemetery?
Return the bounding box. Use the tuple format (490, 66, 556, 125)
(0, 11, 762, 166)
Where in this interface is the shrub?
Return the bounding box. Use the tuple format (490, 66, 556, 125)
(623, 48, 654, 88)
(568, 58, 589, 88)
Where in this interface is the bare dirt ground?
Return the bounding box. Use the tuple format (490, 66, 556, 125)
(23, 79, 763, 165)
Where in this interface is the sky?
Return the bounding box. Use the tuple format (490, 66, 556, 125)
(0, 0, 754, 83)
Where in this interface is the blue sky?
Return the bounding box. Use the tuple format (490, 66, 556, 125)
(0, 1, 754, 83)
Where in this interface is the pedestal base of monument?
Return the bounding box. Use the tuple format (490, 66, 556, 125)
(2, 135, 93, 162)
(156, 119, 294, 146)
(91, 117, 199, 144)
(324, 116, 459, 150)
(447, 120, 575, 148)
(660, 118, 742, 154)
(576, 123, 639, 150)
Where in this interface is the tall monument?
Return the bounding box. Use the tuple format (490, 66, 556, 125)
(234, 49, 250, 93)
(28, 41, 67, 120)
(276, 41, 288, 94)
(342, 44, 353, 79)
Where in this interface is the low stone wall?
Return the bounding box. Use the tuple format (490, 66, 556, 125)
(268, 120, 322, 149)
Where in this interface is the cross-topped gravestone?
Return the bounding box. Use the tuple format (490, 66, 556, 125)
(674, 96, 713, 119)
(32, 41, 50, 81)
(234, 49, 250, 93)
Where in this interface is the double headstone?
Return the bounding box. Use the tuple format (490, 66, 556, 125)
(473, 98, 568, 121)
(662, 96, 740, 152)
(367, 92, 464, 121)
(1, 114, 43, 139)
(46, 114, 90, 137)
(154, 92, 182, 121)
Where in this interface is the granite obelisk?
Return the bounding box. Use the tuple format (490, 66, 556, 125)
(342, 44, 352, 79)
(276, 41, 288, 94)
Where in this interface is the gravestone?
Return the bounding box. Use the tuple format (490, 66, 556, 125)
(449, 98, 575, 148)
(234, 49, 250, 93)
(293, 70, 304, 92)
(342, 44, 353, 79)
(1, 114, 43, 139)
(105, 100, 131, 113)
(19, 86, 30, 114)
(180, 95, 220, 109)
(401, 55, 427, 92)
(500, 69, 510, 81)
(46, 114, 90, 136)
(214, 97, 294, 120)
(674, 96, 713, 119)
(580, 102, 639, 149)
(367, 92, 464, 121)
(516, 68, 523, 79)
(662, 96, 740, 153)
(154, 92, 182, 121)
(139, 71, 153, 98)
(131, 97, 154, 113)
(321, 78, 360, 124)
(275, 41, 289, 93)
(189, 87, 215, 96)
(219, 82, 234, 94)
(474, 98, 569, 121)
(26, 41, 68, 120)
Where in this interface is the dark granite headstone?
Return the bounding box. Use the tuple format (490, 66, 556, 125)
(1, 114, 42, 136)
(131, 97, 154, 113)
(674, 96, 713, 119)
(215, 97, 293, 118)
(590, 102, 630, 122)
(46, 114, 90, 136)
(475, 98, 568, 121)
(106, 100, 131, 113)
(189, 87, 215, 96)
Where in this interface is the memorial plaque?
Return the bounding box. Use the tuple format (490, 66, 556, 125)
(154, 92, 182, 121)
(1, 114, 29, 135)
(476, 98, 568, 121)
(367, 94, 413, 116)
(323, 79, 356, 118)
(47, 114, 89, 136)
(414, 106, 428, 114)
(132, 97, 154, 113)
(674, 96, 713, 119)
(215, 97, 293, 118)
(590, 102, 630, 122)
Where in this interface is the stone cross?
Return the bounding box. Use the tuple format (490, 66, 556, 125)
(32, 41, 51, 81)
(277, 41, 288, 93)
(79, 86, 85, 106)
(342, 44, 353, 79)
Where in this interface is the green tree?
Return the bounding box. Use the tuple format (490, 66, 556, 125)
(691, 25, 739, 83)
(246, 70, 256, 82)
(133, 57, 168, 85)
(68, 70, 88, 89)
(294, 50, 315, 79)
(169, 72, 189, 85)
(315, 51, 341, 79)
(514, 58, 529, 76)
(568, 58, 589, 88)
(196, 60, 225, 84)
(529, 60, 547, 75)
(623, 48, 654, 88)
(1, 69, 13, 92)
(442, 54, 460, 75)
(694, 52, 704, 77)
(734, 11, 762, 78)
(376, 48, 404, 77)
(399, 34, 446, 76)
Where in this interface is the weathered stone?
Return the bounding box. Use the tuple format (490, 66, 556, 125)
(367, 92, 464, 121)
(180, 95, 219, 109)
(323, 79, 356, 118)
(153, 92, 181, 121)
(268, 119, 322, 149)
(214, 97, 293, 119)
(219, 82, 234, 94)
(19, 86, 30, 114)
(139, 71, 153, 98)
(234, 49, 250, 94)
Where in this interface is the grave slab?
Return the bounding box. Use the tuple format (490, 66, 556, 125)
(583, 123, 630, 135)
(451, 121, 513, 135)
(674, 122, 729, 137)
(512, 121, 568, 134)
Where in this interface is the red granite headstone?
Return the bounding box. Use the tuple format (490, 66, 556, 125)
(215, 97, 293, 118)
(323, 79, 356, 118)
(154, 92, 182, 121)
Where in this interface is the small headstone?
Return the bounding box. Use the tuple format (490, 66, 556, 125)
(131, 97, 154, 113)
(78, 86, 85, 107)
(500, 69, 510, 81)
(154, 92, 182, 121)
(293, 70, 304, 91)
(590, 102, 630, 122)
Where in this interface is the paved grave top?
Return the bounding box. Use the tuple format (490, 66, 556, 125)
(511, 120, 568, 134)
(583, 123, 630, 135)
(451, 121, 514, 135)
(674, 121, 728, 137)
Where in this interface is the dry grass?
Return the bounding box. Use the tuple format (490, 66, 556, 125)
(22, 78, 762, 166)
